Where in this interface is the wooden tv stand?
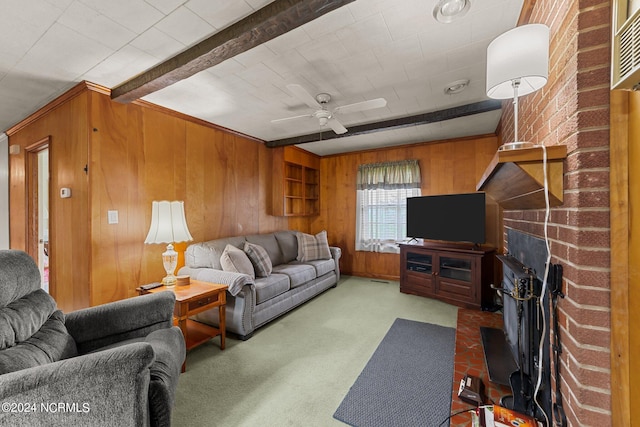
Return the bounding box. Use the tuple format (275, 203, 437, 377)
(399, 242, 495, 310)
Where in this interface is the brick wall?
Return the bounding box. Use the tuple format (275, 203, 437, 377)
(499, 1, 612, 425)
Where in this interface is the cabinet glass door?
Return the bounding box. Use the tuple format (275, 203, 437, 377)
(406, 252, 433, 274)
(439, 256, 471, 282)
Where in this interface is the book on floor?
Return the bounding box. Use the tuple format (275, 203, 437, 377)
(480, 405, 542, 427)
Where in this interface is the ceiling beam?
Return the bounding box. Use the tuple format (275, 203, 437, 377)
(111, 0, 355, 103)
(265, 100, 503, 148)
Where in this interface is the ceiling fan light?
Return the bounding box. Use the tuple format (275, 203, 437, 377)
(433, 0, 471, 23)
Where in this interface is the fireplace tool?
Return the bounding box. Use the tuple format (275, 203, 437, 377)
(551, 264, 567, 427)
(509, 271, 536, 416)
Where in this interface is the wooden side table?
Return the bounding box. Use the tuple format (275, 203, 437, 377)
(137, 279, 228, 372)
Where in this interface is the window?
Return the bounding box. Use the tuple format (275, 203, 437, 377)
(355, 160, 421, 253)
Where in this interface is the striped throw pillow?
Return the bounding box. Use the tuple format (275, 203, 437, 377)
(244, 242, 272, 277)
(296, 230, 331, 262)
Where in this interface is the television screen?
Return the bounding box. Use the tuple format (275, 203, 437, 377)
(406, 193, 486, 244)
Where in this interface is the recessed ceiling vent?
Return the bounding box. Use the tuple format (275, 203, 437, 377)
(613, 5, 640, 90)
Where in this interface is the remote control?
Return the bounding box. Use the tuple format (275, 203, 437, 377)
(140, 282, 163, 290)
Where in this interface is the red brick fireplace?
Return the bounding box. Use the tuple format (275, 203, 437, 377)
(498, 1, 612, 425)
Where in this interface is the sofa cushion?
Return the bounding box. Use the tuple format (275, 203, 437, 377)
(272, 263, 316, 288)
(274, 231, 298, 263)
(296, 230, 331, 262)
(0, 310, 77, 374)
(244, 242, 273, 277)
(220, 245, 255, 279)
(186, 237, 247, 270)
(245, 233, 283, 266)
(306, 258, 336, 278)
(254, 274, 290, 304)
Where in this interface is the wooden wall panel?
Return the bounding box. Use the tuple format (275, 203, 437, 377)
(10, 86, 288, 309)
(317, 136, 499, 278)
(9, 93, 90, 312)
(611, 89, 640, 427)
(86, 93, 288, 305)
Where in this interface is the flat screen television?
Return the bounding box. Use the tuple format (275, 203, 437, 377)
(406, 192, 486, 244)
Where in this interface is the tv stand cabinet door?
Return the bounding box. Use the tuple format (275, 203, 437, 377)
(435, 253, 478, 308)
(400, 246, 436, 297)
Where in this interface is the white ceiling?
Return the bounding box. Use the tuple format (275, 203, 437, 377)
(0, 0, 523, 156)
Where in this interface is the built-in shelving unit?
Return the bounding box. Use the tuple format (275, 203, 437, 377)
(476, 145, 567, 210)
(272, 146, 320, 216)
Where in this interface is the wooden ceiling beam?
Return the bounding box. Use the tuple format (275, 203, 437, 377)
(111, 0, 355, 103)
(265, 100, 503, 147)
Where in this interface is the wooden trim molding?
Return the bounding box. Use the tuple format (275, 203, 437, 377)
(132, 100, 264, 143)
(609, 89, 631, 427)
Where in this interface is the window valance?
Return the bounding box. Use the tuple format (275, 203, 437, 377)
(356, 160, 421, 190)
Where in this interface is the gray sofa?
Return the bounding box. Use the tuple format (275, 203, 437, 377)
(178, 230, 341, 339)
(0, 249, 185, 427)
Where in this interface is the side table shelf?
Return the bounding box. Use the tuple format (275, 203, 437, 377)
(137, 279, 228, 372)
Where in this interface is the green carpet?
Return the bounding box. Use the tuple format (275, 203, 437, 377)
(172, 276, 458, 427)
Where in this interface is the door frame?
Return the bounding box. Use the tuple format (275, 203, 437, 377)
(25, 136, 50, 291)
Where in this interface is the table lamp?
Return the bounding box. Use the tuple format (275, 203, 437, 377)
(486, 24, 550, 151)
(144, 200, 193, 287)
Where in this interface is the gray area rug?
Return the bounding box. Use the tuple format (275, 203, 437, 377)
(333, 318, 456, 427)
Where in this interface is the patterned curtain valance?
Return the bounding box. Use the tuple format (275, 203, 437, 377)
(356, 160, 421, 190)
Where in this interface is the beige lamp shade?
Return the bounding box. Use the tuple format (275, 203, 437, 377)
(144, 201, 193, 244)
(144, 200, 193, 287)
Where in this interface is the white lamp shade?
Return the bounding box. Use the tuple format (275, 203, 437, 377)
(486, 24, 550, 99)
(144, 201, 193, 244)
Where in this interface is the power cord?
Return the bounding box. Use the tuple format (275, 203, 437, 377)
(532, 144, 551, 427)
(438, 404, 494, 427)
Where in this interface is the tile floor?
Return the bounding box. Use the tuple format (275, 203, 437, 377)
(449, 308, 512, 427)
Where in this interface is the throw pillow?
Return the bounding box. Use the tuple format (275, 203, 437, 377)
(296, 230, 331, 262)
(244, 242, 272, 277)
(220, 245, 255, 279)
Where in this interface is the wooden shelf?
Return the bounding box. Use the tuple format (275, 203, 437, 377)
(476, 145, 567, 210)
(272, 146, 320, 216)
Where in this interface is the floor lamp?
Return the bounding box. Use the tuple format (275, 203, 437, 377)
(486, 24, 550, 151)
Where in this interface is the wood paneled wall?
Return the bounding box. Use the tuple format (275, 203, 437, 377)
(8, 90, 91, 312)
(610, 89, 640, 427)
(88, 91, 288, 305)
(9, 82, 499, 309)
(8, 84, 288, 310)
(310, 135, 500, 279)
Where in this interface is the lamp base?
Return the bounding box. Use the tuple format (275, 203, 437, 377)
(162, 275, 177, 287)
(498, 141, 535, 151)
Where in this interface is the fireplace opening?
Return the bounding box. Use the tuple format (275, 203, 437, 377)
(480, 230, 552, 422)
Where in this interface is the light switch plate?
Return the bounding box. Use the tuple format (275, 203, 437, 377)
(107, 210, 119, 224)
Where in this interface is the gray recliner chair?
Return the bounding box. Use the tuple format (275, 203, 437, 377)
(0, 249, 186, 427)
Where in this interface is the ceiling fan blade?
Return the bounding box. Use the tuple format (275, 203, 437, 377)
(286, 84, 322, 109)
(327, 118, 348, 134)
(333, 98, 387, 115)
(271, 113, 312, 123)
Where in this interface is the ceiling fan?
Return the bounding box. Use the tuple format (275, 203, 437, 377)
(271, 84, 387, 135)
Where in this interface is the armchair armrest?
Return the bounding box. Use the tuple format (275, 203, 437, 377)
(0, 342, 154, 427)
(66, 292, 175, 354)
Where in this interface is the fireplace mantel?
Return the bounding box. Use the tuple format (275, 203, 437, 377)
(476, 145, 567, 210)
